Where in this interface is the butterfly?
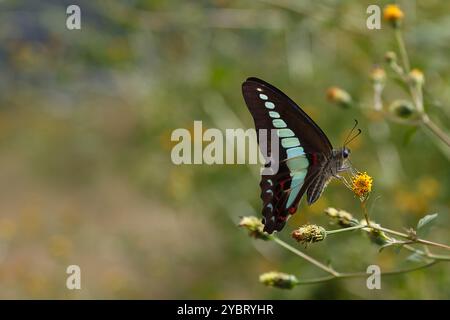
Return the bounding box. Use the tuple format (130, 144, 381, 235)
(242, 77, 360, 233)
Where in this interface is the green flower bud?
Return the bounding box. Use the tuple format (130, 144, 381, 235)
(324, 207, 359, 227)
(384, 51, 397, 64)
(408, 69, 425, 87)
(360, 219, 393, 246)
(259, 271, 298, 289)
(370, 66, 386, 84)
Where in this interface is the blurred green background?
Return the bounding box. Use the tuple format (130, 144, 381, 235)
(0, 0, 449, 299)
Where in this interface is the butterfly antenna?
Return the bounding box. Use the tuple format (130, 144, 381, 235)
(343, 119, 359, 146)
(346, 129, 362, 146)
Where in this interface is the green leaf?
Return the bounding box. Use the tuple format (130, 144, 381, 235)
(378, 241, 404, 253)
(416, 213, 438, 237)
(406, 252, 426, 263)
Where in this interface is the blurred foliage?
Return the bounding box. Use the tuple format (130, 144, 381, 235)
(0, 0, 448, 299)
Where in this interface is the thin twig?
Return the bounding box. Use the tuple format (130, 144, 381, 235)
(270, 235, 443, 286)
(395, 28, 410, 72)
(421, 114, 450, 147)
(270, 236, 339, 276)
(372, 225, 450, 251)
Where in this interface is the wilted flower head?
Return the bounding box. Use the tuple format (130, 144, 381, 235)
(324, 207, 359, 227)
(408, 68, 425, 86)
(259, 271, 298, 289)
(360, 219, 392, 246)
(326, 86, 352, 108)
(238, 216, 270, 240)
(291, 224, 326, 245)
(351, 172, 373, 200)
(370, 66, 386, 84)
(384, 4, 404, 27)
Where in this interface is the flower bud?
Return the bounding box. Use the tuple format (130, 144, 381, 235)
(388, 100, 418, 120)
(408, 68, 425, 87)
(326, 87, 352, 108)
(360, 219, 392, 246)
(383, 4, 404, 28)
(238, 216, 270, 240)
(291, 224, 326, 245)
(259, 271, 298, 289)
(370, 66, 386, 84)
(384, 51, 397, 64)
(324, 207, 359, 227)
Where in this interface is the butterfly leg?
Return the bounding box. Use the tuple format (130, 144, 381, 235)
(333, 173, 352, 189)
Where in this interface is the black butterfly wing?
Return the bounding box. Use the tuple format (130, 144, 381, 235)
(242, 77, 333, 233)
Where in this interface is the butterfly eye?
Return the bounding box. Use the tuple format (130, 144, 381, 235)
(343, 148, 350, 158)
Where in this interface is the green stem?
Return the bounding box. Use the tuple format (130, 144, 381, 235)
(421, 114, 450, 147)
(270, 236, 339, 276)
(373, 225, 450, 251)
(395, 28, 410, 72)
(361, 199, 371, 227)
(403, 245, 450, 261)
(326, 225, 365, 235)
(293, 259, 439, 286)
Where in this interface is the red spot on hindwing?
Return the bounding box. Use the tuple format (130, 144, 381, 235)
(311, 153, 318, 165)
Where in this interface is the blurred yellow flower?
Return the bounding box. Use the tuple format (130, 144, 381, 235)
(384, 4, 404, 24)
(409, 68, 425, 86)
(48, 235, 73, 258)
(417, 177, 439, 200)
(370, 66, 386, 84)
(351, 172, 373, 200)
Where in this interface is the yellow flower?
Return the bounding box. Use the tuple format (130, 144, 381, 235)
(351, 172, 373, 200)
(384, 4, 404, 26)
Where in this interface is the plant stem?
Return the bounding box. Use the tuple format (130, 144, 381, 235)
(403, 245, 450, 261)
(270, 236, 339, 276)
(361, 199, 371, 226)
(267, 229, 448, 287)
(395, 28, 410, 72)
(326, 225, 365, 235)
(372, 225, 450, 250)
(421, 114, 450, 147)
